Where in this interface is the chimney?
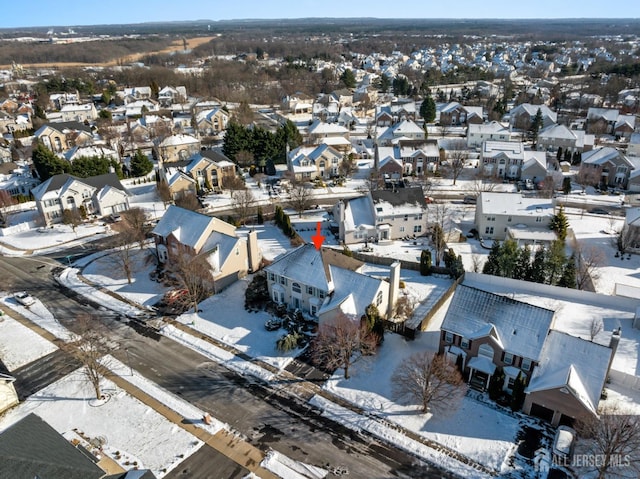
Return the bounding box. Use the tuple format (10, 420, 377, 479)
(247, 229, 261, 273)
(387, 261, 401, 318)
(607, 327, 622, 374)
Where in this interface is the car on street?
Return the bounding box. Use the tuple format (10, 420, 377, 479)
(463, 195, 477, 204)
(588, 208, 610, 215)
(14, 291, 36, 307)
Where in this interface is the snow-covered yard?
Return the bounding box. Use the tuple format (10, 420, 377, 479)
(0, 309, 57, 371)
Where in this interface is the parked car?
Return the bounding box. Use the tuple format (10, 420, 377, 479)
(463, 195, 477, 204)
(14, 291, 36, 307)
(588, 208, 610, 215)
(552, 426, 576, 461)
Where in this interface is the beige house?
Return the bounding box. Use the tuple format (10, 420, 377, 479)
(306, 120, 351, 152)
(524, 330, 614, 426)
(196, 108, 230, 136)
(475, 192, 554, 240)
(157, 134, 201, 164)
(287, 143, 343, 180)
(264, 245, 398, 320)
(59, 103, 98, 123)
(152, 205, 260, 291)
(31, 173, 129, 225)
(0, 374, 18, 414)
(579, 147, 634, 190)
(34, 122, 93, 153)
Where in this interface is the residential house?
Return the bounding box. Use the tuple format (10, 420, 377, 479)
(0, 413, 106, 479)
(627, 133, 640, 158)
(375, 139, 440, 176)
(34, 122, 93, 153)
(475, 192, 554, 241)
(122, 86, 152, 102)
(579, 147, 634, 190)
(536, 124, 595, 154)
(586, 107, 621, 135)
(32, 173, 130, 224)
(264, 244, 398, 320)
(0, 110, 31, 135)
(287, 143, 343, 181)
(440, 284, 555, 393)
(196, 107, 230, 136)
(376, 120, 426, 146)
(61, 144, 119, 163)
(58, 103, 98, 123)
(0, 373, 18, 414)
(0, 162, 40, 198)
(524, 330, 614, 426)
(158, 85, 187, 107)
(157, 134, 201, 164)
(466, 121, 513, 149)
(282, 93, 314, 114)
(159, 166, 197, 200)
(152, 205, 260, 290)
(509, 103, 557, 131)
(614, 114, 636, 139)
(306, 120, 351, 152)
(333, 187, 428, 244)
(124, 99, 160, 118)
(438, 102, 484, 126)
(481, 141, 546, 181)
(621, 207, 640, 250)
(375, 100, 417, 126)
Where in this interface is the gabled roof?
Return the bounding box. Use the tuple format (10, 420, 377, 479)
(0, 413, 105, 479)
(343, 195, 375, 232)
(526, 330, 612, 415)
(318, 264, 384, 317)
(371, 187, 427, 209)
(587, 107, 619, 122)
(152, 205, 216, 250)
(31, 173, 127, 200)
(441, 284, 555, 360)
(581, 147, 632, 167)
(538, 124, 577, 141)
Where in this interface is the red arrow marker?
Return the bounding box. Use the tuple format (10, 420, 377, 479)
(311, 221, 325, 250)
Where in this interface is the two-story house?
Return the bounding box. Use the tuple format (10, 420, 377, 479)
(287, 143, 343, 181)
(34, 122, 93, 153)
(195, 107, 230, 136)
(306, 120, 351, 152)
(509, 103, 557, 131)
(375, 139, 440, 177)
(157, 86, 187, 107)
(265, 244, 399, 320)
(536, 124, 595, 155)
(579, 147, 634, 190)
(32, 173, 129, 225)
(376, 120, 426, 147)
(333, 187, 428, 245)
(151, 205, 260, 290)
(157, 134, 201, 165)
(475, 192, 554, 241)
(438, 102, 484, 126)
(467, 121, 513, 149)
(481, 141, 547, 181)
(58, 103, 98, 123)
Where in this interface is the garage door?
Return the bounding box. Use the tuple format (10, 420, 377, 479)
(530, 403, 554, 423)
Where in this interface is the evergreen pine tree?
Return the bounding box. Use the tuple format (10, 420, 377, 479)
(528, 247, 547, 283)
(558, 253, 577, 288)
(549, 206, 570, 242)
(513, 245, 532, 280)
(483, 240, 502, 276)
(488, 367, 505, 401)
(510, 374, 527, 411)
(545, 240, 567, 285)
(420, 250, 432, 276)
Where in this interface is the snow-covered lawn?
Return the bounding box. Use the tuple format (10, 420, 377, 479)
(323, 332, 519, 473)
(0, 369, 204, 478)
(175, 276, 299, 371)
(1, 294, 73, 340)
(237, 223, 291, 261)
(0, 221, 109, 254)
(82, 248, 166, 308)
(0, 309, 57, 370)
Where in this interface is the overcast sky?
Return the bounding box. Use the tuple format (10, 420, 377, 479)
(3, 0, 639, 28)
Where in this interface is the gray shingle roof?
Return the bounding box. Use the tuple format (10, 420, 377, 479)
(441, 284, 555, 360)
(0, 413, 105, 479)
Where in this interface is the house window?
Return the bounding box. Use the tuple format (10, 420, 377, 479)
(268, 272, 275, 282)
(521, 358, 532, 371)
(507, 216, 512, 222)
(485, 226, 494, 235)
(460, 338, 469, 349)
(404, 215, 408, 221)
(414, 225, 422, 233)
(279, 276, 286, 285)
(310, 304, 318, 316)
(444, 331, 453, 343)
(67, 196, 75, 205)
(504, 352, 514, 365)
(399, 226, 405, 233)
(318, 291, 325, 299)
(507, 377, 516, 390)
(536, 217, 543, 222)
(415, 214, 423, 220)
(376, 290, 383, 306)
(292, 282, 301, 294)
(307, 286, 314, 295)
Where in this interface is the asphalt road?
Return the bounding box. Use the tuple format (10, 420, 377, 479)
(0, 255, 459, 479)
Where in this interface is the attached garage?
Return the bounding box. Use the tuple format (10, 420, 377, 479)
(529, 402, 554, 423)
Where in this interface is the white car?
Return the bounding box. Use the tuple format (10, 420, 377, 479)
(552, 425, 576, 460)
(14, 291, 36, 307)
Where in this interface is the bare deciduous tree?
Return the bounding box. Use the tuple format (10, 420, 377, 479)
(575, 168, 600, 192)
(576, 403, 640, 479)
(167, 248, 214, 312)
(110, 229, 138, 284)
(117, 207, 150, 250)
(157, 181, 173, 207)
(444, 139, 469, 186)
(392, 351, 466, 414)
(573, 242, 604, 290)
(64, 315, 112, 400)
(231, 188, 255, 225)
(288, 183, 314, 217)
(61, 208, 83, 232)
(589, 317, 604, 341)
(339, 153, 357, 177)
(174, 191, 201, 211)
(224, 175, 246, 199)
(430, 203, 451, 267)
(617, 224, 640, 254)
(310, 313, 379, 379)
(393, 294, 416, 320)
(471, 170, 498, 195)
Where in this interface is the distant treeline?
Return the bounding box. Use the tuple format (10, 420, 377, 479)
(0, 36, 173, 65)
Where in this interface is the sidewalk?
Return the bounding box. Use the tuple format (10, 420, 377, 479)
(0, 302, 279, 479)
(69, 256, 496, 478)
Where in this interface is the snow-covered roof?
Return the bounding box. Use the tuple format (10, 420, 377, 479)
(581, 147, 631, 167)
(442, 284, 555, 360)
(468, 121, 509, 135)
(477, 192, 554, 218)
(152, 205, 215, 250)
(202, 230, 241, 272)
(266, 245, 331, 291)
(159, 134, 200, 148)
(526, 330, 612, 415)
(482, 141, 524, 160)
(343, 196, 375, 232)
(318, 264, 386, 318)
(538, 124, 577, 141)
